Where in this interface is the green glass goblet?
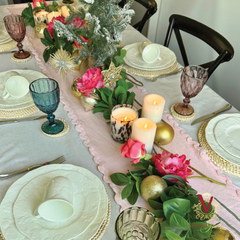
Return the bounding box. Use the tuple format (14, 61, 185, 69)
(29, 78, 64, 135)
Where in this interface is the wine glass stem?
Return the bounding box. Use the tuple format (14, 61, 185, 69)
(47, 113, 56, 125)
(183, 97, 190, 108)
(17, 42, 24, 53)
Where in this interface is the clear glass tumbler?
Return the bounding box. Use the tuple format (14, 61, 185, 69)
(115, 207, 161, 240)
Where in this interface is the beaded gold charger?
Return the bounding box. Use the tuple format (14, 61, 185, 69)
(0, 40, 16, 52)
(124, 61, 178, 78)
(0, 188, 111, 240)
(198, 120, 240, 176)
(0, 105, 39, 119)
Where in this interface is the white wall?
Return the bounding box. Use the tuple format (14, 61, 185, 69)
(153, 0, 240, 110)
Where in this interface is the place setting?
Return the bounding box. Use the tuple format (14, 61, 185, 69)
(123, 41, 179, 80)
(198, 112, 240, 176)
(0, 157, 110, 240)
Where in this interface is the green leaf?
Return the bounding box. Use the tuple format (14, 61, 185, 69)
(152, 209, 164, 218)
(132, 161, 150, 170)
(148, 199, 163, 210)
(115, 86, 126, 100)
(53, 30, 61, 49)
(120, 92, 127, 104)
(135, 179, 141, 195)
(43, 48, 52, 62)
(95, 102, 109, 109)
(43, 28, 54, 45)
(108, 92, 114, 107)
(114, 55, 125, 67)
(100, 91, 108, 103)
(163, 198, 191, 219)
(127, 185, 139, 205)
(52, 1, 58, 7)
(63, 40, 72, 53)
(128, 171, 142, 181)
(101, 87, 112, 96)
(165, 230, 183, 240)
(121, 182, 134, 199)
(144, 154, 152, 160)
(169, 213, 190, 231)
(110, 173, 129, 186)
(93, 107, 107, 114)
(117, 79, 128, 91)
(103, 109, 111, 120)
(147, 165, 154, 175)
(126, 92, 135, 105)
(161, 220, 183, 238)
(127, 82, 134, 89)
(120, 49, 127, 58)
(191, 222, 212, 239)
(162, 175, 188, 187)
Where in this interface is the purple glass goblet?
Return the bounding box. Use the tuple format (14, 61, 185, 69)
(174, 65, 208, 116)
(4, 15, 30, 59)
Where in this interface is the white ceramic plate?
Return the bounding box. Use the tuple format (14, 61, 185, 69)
(124, 42, 176, 70)
(205, 113, 240, 166)
(0, 164, 108, 240)
(0, 70, 47, 110)
(214, 116, 240, 158)
(0, 22, 12, 44)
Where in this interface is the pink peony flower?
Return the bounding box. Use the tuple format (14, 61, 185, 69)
(152, 151, 192, 182)
(121, 139, 146, 164)
(32, 0, 47, 8)
(72, 17, 86, 28)
(77, 67, 104, 96)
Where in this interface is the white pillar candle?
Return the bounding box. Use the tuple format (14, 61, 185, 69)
(111, 104, 138, 143)
(47, 12, 61, 23)
(141, 94, 165, 123)
(131, 118, 157, 154)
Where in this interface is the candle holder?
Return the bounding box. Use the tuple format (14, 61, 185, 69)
(111, 104, 138, 143)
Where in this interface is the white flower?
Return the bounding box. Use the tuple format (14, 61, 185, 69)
(84, 0, 94, 4)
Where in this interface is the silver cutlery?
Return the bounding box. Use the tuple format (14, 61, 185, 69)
(0, 115, 47, 125)
(191, 104, 232, 125)
(0, 155, 66, 179)
(0, 50, 16, 54)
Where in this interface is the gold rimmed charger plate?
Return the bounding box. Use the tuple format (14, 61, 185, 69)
(198, 119, 240, 176)
(124, 61, 178, 78)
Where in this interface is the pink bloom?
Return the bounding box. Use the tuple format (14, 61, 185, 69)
(77, 67, 104, 96)
(121, 139, 146, 164)
(53, 16, 67, 25)
(46, 21, 54, 37)
(72, 17, 86, 28)
(32, 0, 47, 8)
(152, 151, 192, 182)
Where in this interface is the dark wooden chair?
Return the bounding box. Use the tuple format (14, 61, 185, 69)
(164, 14, 234, 79)
(119, 0, 157, 33)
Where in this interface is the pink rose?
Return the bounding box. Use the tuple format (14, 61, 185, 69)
(152, 151, 192, 181)
(121, 139, 146, 164)
(46, 21, 54, 37)
(77, 67, 104, 96)
(32, 0, 47, 8)
(72, 17, 86, 28)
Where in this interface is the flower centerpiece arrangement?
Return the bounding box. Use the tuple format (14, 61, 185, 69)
(110, 139, 238, 240)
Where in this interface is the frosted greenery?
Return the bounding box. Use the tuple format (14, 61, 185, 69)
(54, 0, 134, 66)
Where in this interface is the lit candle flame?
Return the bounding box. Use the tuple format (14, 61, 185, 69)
(144, 123, 148, 129)
(153, 101, 157, 105)
(124, 116, 128, 121)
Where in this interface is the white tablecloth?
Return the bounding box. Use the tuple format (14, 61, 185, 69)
(0, 4, 240, 239)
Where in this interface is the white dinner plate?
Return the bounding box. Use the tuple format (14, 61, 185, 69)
(0, 22, 12, 44)
(123, 42, 176, 70)
(0, 69, 47, 110)
(214, 116, 240, 158)
(205, 113, 240, 166)
(0, 164, 108, 240)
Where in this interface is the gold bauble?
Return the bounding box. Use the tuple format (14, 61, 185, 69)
(141, 175, 167, 201)
(34, 23, 47, 38)
(154, 122, 174, 146)
(71, 79, 82, 98)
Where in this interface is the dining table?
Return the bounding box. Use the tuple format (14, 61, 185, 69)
(0, 2, 240, 240)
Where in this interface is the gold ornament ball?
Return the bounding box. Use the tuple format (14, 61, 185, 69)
(34, 23, 47, 38)
(154, 122, 174, 146)
(71, 79, 82, 98)
(140, 175, 167, 201)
